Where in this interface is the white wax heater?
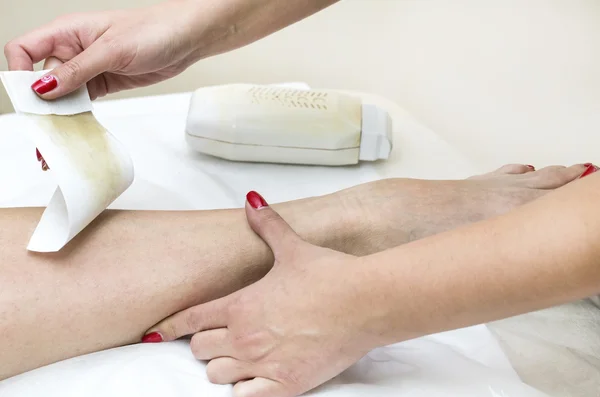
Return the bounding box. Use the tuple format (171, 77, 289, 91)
(185, 84, 392, 166)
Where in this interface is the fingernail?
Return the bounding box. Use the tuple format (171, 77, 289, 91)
(526, 165, 535, 171)
(141, 332, 163, 343)
(31, 75, 58, 95)
(580, 164, 599, 179)
(246, 191, 268, 209)
(36, 148, 43, 161)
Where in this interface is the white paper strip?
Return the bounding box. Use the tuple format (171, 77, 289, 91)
(0, 70, 93, 115)
(1, 71, 134, 252)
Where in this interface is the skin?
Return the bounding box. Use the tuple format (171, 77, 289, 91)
(4, 0, 339, 99)
(0, 166, 590, 381)
(152, 171, 600, 397)
(0, 191, 349, 380)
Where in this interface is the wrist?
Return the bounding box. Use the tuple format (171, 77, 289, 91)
(343, 255, 404, 351)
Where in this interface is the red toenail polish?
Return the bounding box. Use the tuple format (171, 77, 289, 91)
(36, 148, 42, 161)
(31, 75, 58, 95)
(141, 332, 163, 343)
(580, 164, 599, 179)
(526, 165, 535, 171)
(246, 191, 268, 209)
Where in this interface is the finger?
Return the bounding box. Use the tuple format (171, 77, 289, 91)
(143, 296, 233, 343)
(4, 25, 59, 71)
(32, 39, 113, 100)
(233, 377, 290, 397)
(190, 328, 233, 360)
(245, 191, 303, 259)
(206, 357, 254, 385)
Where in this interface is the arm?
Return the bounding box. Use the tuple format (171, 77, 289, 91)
(190, 0, 340, 58)
(368, 173, 600, 345)
(4, 0, 339, 99)
(148, 169, 599, 397)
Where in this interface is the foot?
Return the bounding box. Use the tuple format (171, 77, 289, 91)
(337, 163, 595, 255)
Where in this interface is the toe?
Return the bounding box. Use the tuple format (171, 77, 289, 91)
(523, 164, 587, 189)
(469, 164, 534, 180)
(494, 164, 536, 175)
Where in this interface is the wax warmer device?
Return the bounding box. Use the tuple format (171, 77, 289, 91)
(185, 84, 393, 166)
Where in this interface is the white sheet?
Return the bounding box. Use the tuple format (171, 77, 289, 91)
(0, 91, 547, 396)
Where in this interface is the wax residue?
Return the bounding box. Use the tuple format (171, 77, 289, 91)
(33, 112, 122, 209)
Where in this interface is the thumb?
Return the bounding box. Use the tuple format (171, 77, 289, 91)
(245, 191, 303, 259)
(31, 40, 111, 100)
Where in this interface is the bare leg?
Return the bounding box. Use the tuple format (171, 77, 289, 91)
(0, 164, 586, 380)
(0, 194, 353, 380)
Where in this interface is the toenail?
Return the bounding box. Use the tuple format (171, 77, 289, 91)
(526, 165, 535, 171)
(580, 164, 599, 179)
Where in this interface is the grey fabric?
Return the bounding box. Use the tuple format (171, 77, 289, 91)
(488, 299, 600, 397)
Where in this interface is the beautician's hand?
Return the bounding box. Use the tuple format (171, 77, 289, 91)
(4, 0, 204, 100)
(145, 191, 382, 397)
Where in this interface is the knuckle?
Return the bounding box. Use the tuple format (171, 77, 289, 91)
(59, 59, 83, 82)
(3, 40, 17, 57)
(269, 362, 303, 388)
(234, 330, 275, 362)
(98, 36, 132, 70)
(205, 361, 224, 383)
(100, 36, 123, 53)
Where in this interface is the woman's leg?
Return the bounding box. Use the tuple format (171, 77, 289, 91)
(0, 193, 356, 380)
(0, 164, 587, 380)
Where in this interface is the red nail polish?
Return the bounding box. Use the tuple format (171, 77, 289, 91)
(526, 165, 535, 171)
(141, 332, 163, 343)
(36, 148, 42, 161)
(246, 191, 268, 209)
(31, 75, 57, 95)
(580, 164, 599, 179)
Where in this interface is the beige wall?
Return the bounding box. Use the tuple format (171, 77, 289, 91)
(2, 0, 600, 168)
